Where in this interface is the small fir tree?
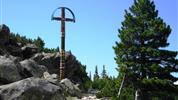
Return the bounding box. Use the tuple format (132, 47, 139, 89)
(93, 65, 99, 81)
(101, 65, 107, 79)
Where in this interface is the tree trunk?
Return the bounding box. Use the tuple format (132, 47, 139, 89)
(118, 74, 125, 98)
(135, 90, 141, 100)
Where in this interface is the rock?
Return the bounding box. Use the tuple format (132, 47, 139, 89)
(60, 78, 82, 98)
(0, 55, 22, 84)
(31, 52, 60, 74)
(19, 59, 47, 78)
(0, 24, 10, 45)
(43, 71, 58, 84)
(65, 52, 84, 83)
(6, 44, 23, 57)
(80, 96, 99, 100)
(21, 44, 38, 58)
(0, 77, 66, 100)
(31, 52, 87, 84)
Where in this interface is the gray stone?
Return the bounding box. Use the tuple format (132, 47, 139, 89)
(31, 52, 85, 84)
(31, 53, 60, 74)
(0, 77, 66, 100)
(20, 59, 47, 78)
(21, 44, 38, 58)
(6, 45, 23, 57)
(43, 71, 58, 84)
(0, 55, 22, 84)
(60, 78, 82, 98)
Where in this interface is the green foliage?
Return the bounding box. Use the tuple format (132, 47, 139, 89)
(91, 66, 119, 98)
(93, 65, 99, 81)
(101, 65, 108, 79)
(33, 37, 45, 52)
(75, 64, 92, 91)
(92, 78, 106, 90)
(95, 77, 119, 98)
(113, 0, 178, 99)
(10, 33, 33, 45)
(43, 47, 59, 53)
(118, 81, 135, 100)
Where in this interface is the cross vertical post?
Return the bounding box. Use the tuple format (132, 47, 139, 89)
(60, 8, 65, 80)
(51, 7, 75, 80)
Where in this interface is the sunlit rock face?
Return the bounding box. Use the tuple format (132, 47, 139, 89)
(0, 77, 66, 100)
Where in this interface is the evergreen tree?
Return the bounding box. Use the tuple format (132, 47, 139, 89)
(113, 0, 178, 99)
(89, 71, 92, 80)
(56, 46, 59, 52)
(101, 65, 107, 79)
(93, 65, 99, 81)
(34, 37, 45, 52)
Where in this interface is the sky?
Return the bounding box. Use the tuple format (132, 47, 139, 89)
(0, 0, 177, 78)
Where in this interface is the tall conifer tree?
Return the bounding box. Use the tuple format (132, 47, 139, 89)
(113, 0, 178, 99)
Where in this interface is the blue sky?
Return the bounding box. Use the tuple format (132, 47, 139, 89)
(0, 0, 177, 77)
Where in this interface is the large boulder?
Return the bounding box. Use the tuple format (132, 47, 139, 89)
(0, 55, 22, 84)
(0, 77, 66, 100)
(60, 78, 82, 98)
(42, 71, 58, 84)
(21, 44, 38, 59)
(31, 52, 60, 74)
(19, 59, 47, 78)
(42, 72, 82, 98)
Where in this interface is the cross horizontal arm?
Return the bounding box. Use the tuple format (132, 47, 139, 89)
(52, 17, 75, 22)
(65, 18, 75, 22)
(52, 17, 62, 21)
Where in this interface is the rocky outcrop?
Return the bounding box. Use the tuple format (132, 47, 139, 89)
(0, 24, 90, 99)
(0, 24, 89, 86)
(0, 77, 66, 100)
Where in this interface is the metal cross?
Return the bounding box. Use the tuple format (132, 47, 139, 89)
(51, 7, 75, 80)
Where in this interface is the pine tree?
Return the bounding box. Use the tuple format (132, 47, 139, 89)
(113, 0, 178, 99)
(93, 65, 99, 81)
(101, 65, 107, 79)
(89, 71, 92, 80)
(34, 37, 45, 52)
